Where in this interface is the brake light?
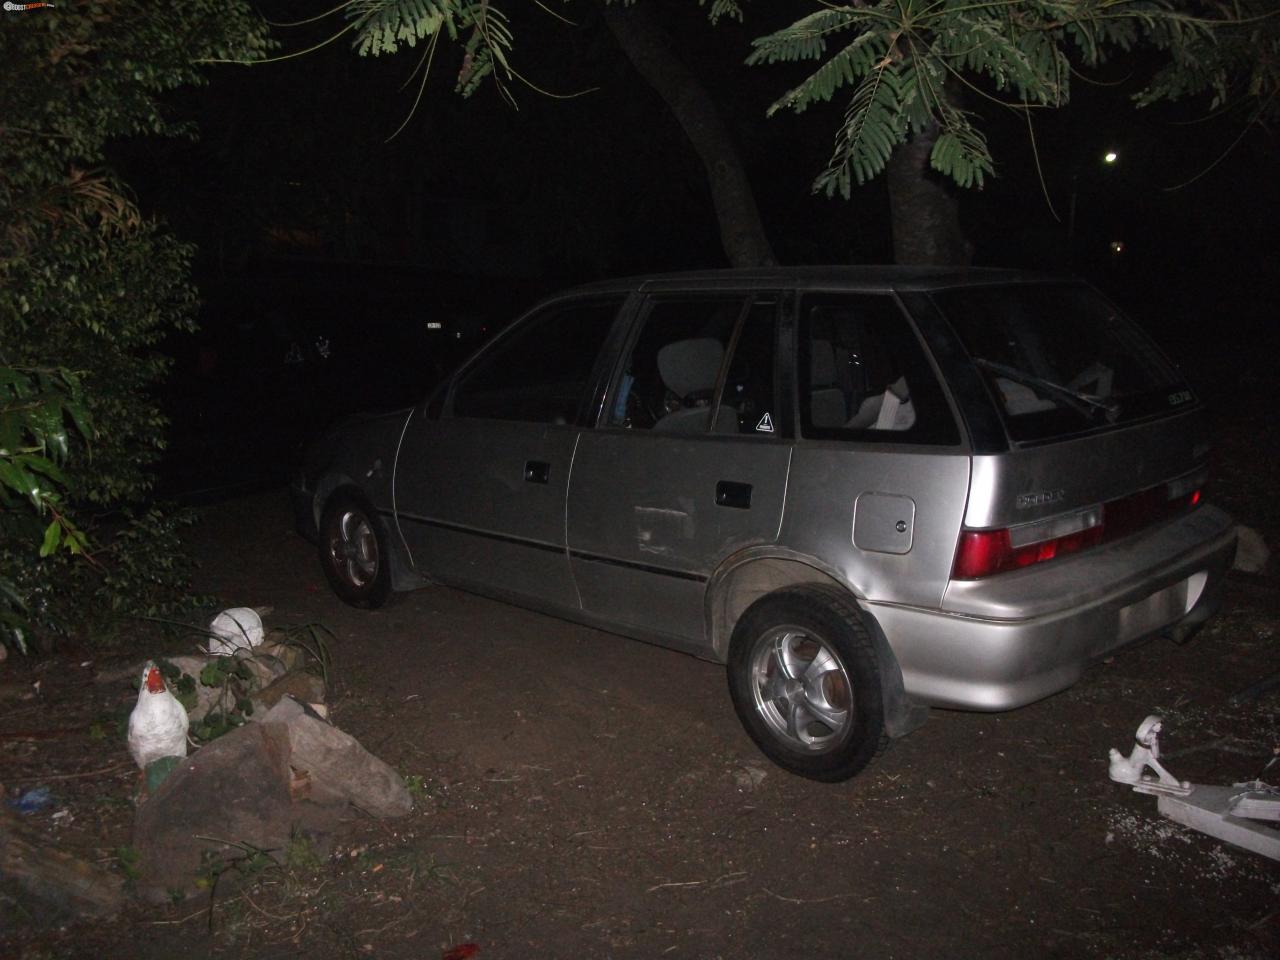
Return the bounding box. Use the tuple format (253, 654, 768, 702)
(952, 483, 1203, 580)
(953, 522, 1103, 579)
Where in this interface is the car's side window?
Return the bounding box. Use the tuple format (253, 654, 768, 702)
(799, 294, 959, 445)
(608, 296, 778, 436)
(450, 298, 623, 425)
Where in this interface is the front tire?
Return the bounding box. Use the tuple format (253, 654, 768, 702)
(318, 491, 392, 609)
(727, 586, 887, 782)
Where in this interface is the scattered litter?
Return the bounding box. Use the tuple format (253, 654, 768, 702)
(734, 765, 768, 791)
(206, 606, 266, 655)
(7, 786, 54, 814)
(1107, 714, 1279, 861)
(442, 944, 480, 960)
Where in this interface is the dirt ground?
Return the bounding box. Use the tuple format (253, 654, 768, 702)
(4, 427, 1279, 958)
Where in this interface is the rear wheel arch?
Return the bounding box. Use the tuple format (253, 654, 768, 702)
(707, 553, 860, 661)
(709, 556, 927, 741)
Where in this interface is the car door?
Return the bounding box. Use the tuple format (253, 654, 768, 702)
(566, 291, 793, 652)
(393, 294, 627, 611)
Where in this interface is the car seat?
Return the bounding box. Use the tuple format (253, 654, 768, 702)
(808, 339, 848, 428)
(654, 338, 738, 433)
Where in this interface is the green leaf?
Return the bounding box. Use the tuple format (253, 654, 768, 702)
(39, 519, 61, 557)
(199, 659, 230, 687)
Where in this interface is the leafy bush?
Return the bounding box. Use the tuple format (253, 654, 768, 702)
(0, 365, 92, 652)
(0, 3, 270, 651)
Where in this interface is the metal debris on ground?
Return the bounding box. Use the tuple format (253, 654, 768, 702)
(1108, 714, 1280, 861)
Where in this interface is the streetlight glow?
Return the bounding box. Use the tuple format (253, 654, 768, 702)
(1103, 151, 1119, 164)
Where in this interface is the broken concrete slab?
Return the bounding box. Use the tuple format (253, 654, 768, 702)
(262, 698, 411, 819)
(1232, 524, 1270, 574)
(1, 806, 124, 922)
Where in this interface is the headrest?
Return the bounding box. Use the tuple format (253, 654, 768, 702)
(657, 338, 724, 397)
(810, 339, 836, 385)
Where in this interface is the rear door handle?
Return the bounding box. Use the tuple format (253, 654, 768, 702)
(715, 480, 752, 509)
(524, 460, 550, 484)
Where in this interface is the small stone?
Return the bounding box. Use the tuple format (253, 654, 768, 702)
(1233, 524, 1270, 574)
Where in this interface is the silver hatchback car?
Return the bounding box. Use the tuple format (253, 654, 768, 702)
(293, 268, 1236, 781)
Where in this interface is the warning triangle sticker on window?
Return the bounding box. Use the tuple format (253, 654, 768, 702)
(755, 412, 775, 433)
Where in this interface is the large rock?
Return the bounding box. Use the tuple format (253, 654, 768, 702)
(131, 697, 409, 900)
(250, 670, 326, 715)
(132, 721, 296, 902)
(262, 698, 412, 819)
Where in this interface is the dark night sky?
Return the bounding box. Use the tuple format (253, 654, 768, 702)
(124, 3, 1275, 294)
(120, 2, 1275, 492)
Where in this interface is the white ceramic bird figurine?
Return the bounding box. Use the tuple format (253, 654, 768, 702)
(127, 661, 189, 769)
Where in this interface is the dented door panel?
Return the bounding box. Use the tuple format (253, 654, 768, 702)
(567, 433, 791, 647)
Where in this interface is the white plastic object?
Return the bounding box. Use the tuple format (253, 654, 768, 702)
(207, 607, 265, 656)
(1107, 714, 1192, 796)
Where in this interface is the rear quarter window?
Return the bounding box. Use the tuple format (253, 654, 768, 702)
(798, 293, 959, 446)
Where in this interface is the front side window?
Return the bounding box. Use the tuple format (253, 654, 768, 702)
(450, 297, 623, 424)
(608, 296, 779, 436)
(799, 293, 958, 445)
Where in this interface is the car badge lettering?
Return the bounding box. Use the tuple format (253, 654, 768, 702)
(1016, 488, 1065, 509)
(755, 413, 775, 433)
(1167, 390, 1193, 407)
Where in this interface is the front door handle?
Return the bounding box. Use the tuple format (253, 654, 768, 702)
(715, 480, 752, 510)
(524, 460, 550, 484)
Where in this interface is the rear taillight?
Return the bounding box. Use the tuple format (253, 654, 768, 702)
(952, 481, 1203, 580)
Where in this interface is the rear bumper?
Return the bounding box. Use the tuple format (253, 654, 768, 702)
(870, 505, 1236, 710)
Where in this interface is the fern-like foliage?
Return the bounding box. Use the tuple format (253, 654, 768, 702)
(747, 1, 1237, 194)
(345, 0, 453, 56)
(332, 0, 1273, 189)
(700, 0, 744, 25)
(1136, 0, 1279, 123)
(345, 0, 514, 97)
(813, 63, 904, 198)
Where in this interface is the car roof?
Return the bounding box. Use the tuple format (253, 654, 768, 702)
(564, 265, 1064, 297)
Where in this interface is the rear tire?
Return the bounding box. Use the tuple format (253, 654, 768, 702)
(727, 586, 886, 782)
(318, 490, 393, 609)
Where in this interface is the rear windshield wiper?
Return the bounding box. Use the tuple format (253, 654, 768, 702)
(974, 358, 1121, 423)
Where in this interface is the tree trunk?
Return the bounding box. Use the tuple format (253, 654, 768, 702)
(600, 3, 775, 268)
(886, 118, 972, 266)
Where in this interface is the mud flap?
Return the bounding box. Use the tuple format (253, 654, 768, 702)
(858, 608, 929, 739)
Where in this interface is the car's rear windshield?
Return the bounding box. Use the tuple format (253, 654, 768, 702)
(930, 282, 1192, 444)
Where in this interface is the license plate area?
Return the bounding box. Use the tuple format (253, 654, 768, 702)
(1113, 578, 1190, 647)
